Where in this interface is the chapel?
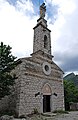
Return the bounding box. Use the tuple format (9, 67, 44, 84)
(12, 3, 65, 116)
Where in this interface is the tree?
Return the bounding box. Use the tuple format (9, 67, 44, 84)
(0, 42, 17, 99)
(64, 80, 78, 110)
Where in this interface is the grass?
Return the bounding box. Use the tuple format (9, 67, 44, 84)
(53, 110, 69, 114)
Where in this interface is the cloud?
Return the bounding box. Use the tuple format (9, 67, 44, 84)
(0, 0, 38, 58)
(54, 51, 78, 72)
(52, 0, 76, 15)
(51, 0, 78, 74)
(16, 0, 34, 15)
(44, 0, 78, 74)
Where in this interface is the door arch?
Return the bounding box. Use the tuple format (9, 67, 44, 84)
(42, 83, 52, 95)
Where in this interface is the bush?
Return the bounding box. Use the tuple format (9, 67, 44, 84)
(33, 108, 39, 114)
(53, 110, 69, 114)
(0, 109, 18, 118)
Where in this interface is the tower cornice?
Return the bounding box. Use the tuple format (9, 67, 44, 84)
(33, 22, 51, 32)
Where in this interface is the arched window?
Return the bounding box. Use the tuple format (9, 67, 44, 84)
(44, 35, 48, 49)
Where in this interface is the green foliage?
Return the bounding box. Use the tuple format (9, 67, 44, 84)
(0, 42, 17, 99)
(33, 108, 39, 114)
(0, 109, 18, 117)
(64, 80, 78, 110)
(64, 73, 78, 87)
(53, 110, 69, 114)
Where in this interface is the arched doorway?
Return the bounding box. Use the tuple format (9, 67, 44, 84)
(42, 83, 52, 113)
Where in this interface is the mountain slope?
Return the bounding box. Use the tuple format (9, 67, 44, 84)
(64, 73, 78, 86)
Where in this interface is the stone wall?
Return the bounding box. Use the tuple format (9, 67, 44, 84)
(70, 103, 78, 110)
(0, 96, 9, 112)
(13, 54, 64, 116)
(17, 74, 64, 116)
(0, 93, 18, 116)
(33, 23, 51, 55)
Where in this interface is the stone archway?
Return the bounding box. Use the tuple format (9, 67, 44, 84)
(42, 83, 52, 113)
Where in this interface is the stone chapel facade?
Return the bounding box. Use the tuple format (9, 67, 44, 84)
(13, 3, 64, 116)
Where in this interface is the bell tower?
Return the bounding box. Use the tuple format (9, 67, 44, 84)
(33, 3, 52, 59)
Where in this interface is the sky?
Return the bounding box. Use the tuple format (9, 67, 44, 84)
(0, 0, 78, 75)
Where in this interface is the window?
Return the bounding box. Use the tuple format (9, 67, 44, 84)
(45, 65, 49, 71)
(44, 35, 48, 49)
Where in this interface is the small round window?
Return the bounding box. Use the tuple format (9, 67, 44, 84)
(42, 62, 51, 75)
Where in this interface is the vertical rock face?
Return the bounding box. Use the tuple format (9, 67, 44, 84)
(0, 3, 65, 117)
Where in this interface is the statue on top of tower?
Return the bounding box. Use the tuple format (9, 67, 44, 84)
(40, 3, 46, 18)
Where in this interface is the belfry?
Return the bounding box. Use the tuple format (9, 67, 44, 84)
(10, 3, 65, 116)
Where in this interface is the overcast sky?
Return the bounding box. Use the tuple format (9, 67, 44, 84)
(0, 0, 78, 75)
